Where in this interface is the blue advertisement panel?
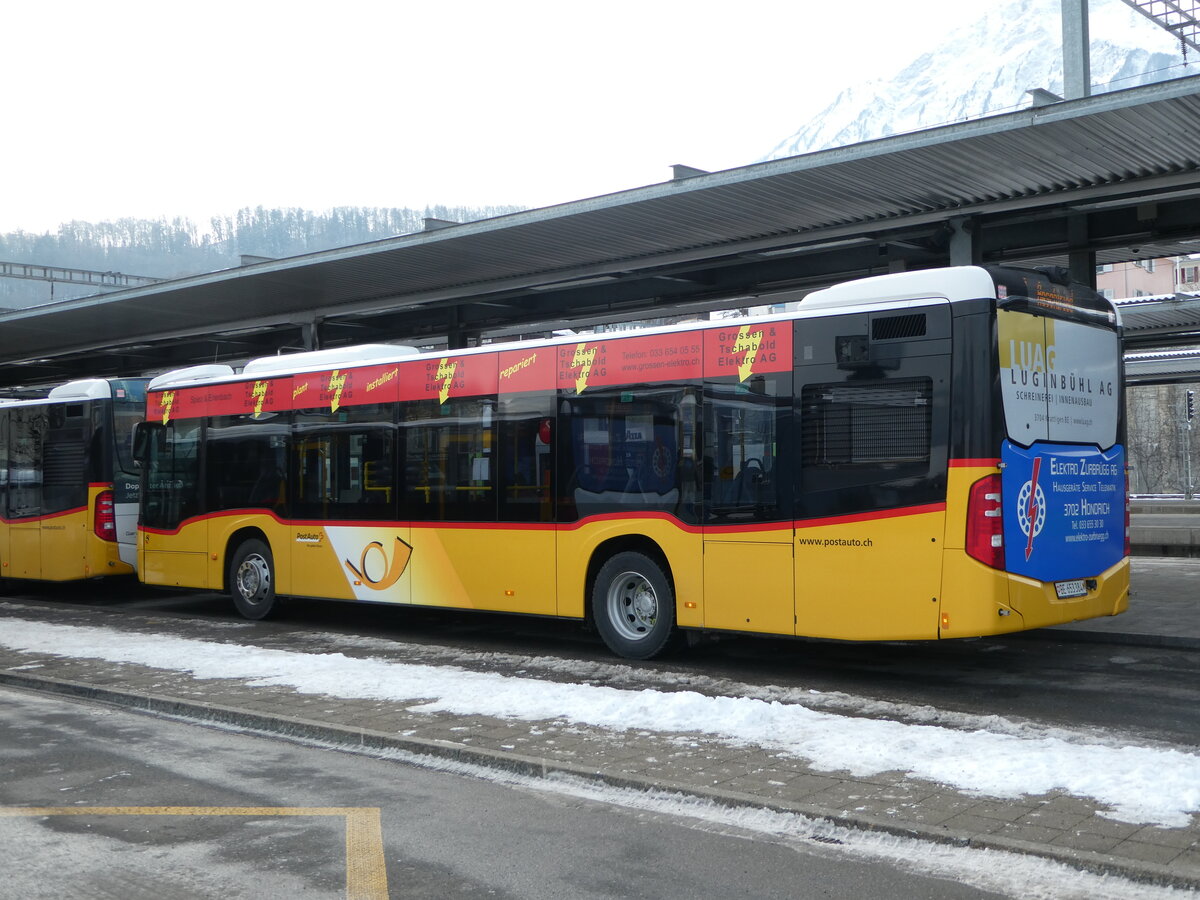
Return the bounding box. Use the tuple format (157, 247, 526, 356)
(1001, 441, 1125, 583)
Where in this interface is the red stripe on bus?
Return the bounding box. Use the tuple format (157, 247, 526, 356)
(795, 503, 947, 529)
(557, 511, 701, 533)
(139, 508, 290, 536)
(141, 507, 956, 536)
(0, 506, 88, 524)
(949, 458, 1000, 468)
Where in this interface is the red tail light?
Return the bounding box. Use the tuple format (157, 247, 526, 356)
(94, 490, 117, 542)
(966, 474, 1005, 569)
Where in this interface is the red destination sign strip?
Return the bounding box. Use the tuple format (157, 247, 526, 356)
(398, 353, 499, 403)
(556, 333, 702, 394)
(292, 363, 402, 411)
(147, 320, 798, 416)
(498, 347, 555, 394)
(702, 322, 792, 380)
(148, 378, 290, 422)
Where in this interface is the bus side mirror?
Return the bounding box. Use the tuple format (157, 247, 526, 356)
(131, 422, 152, 466)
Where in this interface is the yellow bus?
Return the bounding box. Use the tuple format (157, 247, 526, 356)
(134, 266, 1129, 658)
(1, 378, 147, 587)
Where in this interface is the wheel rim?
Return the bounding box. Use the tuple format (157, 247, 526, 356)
(605, 570, 658, 641)
(235, 554, 271, 605)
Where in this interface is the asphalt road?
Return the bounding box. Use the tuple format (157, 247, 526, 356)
(0, 686, 1009, 900)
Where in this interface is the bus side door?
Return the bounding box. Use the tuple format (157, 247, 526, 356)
(290, 425, 410, 604)
(139, 420, 209, 589)
(701, 376, 795, 636)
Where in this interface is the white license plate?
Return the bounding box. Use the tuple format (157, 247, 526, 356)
(1055, 579, 1088, 599)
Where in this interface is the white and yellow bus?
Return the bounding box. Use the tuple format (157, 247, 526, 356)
(134, 266, 1129, 658)
(1, 378, 146, 587)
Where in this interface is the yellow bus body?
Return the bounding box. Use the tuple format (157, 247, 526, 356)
(2, 485, 133, 583)
(140, 482, 1129, 642)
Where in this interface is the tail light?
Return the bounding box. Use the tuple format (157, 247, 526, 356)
(94, 490, 117, 542)
(966, 474, 1005, 569)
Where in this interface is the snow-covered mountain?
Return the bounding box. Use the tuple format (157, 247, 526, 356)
(766, 0, 1192, 159)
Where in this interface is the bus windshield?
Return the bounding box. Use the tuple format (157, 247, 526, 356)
(111, 379, 148, 474)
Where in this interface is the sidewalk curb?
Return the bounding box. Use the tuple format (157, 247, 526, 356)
(3, 669, 1196, 892)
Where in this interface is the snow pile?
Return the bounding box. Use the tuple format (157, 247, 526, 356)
(1, 616, 1196, 827)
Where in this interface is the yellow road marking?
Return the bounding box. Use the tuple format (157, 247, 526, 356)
(0, 806, 388, 899)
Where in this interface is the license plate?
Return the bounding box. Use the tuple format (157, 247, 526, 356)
(1055, 579, 1088, 599)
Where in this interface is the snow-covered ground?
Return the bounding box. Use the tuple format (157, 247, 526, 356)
(1, 614, 1196, 831)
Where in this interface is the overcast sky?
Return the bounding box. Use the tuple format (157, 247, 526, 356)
(0, 0, 1152, 234)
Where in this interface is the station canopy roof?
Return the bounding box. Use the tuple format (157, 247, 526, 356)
(3, 75, 1200, 390)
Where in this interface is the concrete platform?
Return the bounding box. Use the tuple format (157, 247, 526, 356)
(1132, 500, 1200, 557)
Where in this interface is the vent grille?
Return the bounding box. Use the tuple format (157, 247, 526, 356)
(872, 313, 926, 341)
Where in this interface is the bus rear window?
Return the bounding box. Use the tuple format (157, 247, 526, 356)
(998, 310, 1119, 449)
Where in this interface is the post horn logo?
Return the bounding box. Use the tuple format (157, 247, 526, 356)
(344, 536, 413, 591)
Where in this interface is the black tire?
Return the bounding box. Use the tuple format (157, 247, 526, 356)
(228, 539, 279, 620)
(592, 551, 676, 659)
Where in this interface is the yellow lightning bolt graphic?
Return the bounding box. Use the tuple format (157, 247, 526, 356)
(732, 326, 763, 382)
(251, 381, 269, 418)
(572, 343, 596, 394)
(160, 391, 175, 425)
(436, 359, 457, 404)
(327, 370, 347, 412)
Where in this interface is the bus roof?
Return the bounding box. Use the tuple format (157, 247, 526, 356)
(802, 266, 997, 309)
(141, 266, 1034, 393)
(0, 378, 119, 407)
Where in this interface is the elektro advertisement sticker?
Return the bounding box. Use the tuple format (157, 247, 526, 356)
(1000, 441, 1125, 582)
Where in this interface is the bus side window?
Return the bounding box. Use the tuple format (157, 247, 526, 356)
(703, 376, 785, 522)
(141, 421, 201, 530)
(497, 393, 554, 523)
(8, 406, 45, 519)
(205, 415, 289, 513)
(291, 426, 395, 521)
(401, 397, 496, 522)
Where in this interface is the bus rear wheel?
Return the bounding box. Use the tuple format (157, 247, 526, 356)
(229, 539, 279, 620)
(592, 551, 675, 659)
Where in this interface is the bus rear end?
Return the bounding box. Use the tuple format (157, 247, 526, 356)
(942, 268, 1129, 637)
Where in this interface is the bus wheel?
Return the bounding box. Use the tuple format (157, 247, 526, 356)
(592, 551, 675, 659)
(229, 539, 278, 620)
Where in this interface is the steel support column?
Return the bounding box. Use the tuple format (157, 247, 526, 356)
(1067, 216, 1097, 287)
(948, 217, 982, 266)
(1062, 0, 1092, 99)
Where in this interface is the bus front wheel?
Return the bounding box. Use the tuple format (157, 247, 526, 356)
(229, 539, 279, 620)
(592, 551, 675, 659)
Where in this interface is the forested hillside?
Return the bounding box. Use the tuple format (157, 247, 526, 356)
(0, 204, 523, 310)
